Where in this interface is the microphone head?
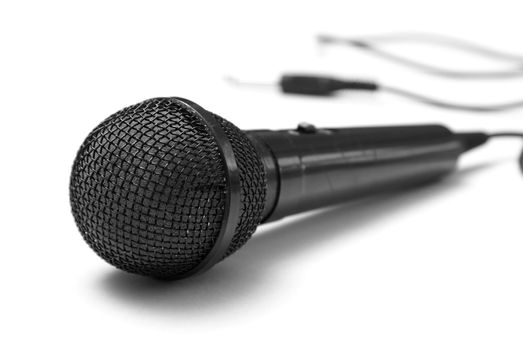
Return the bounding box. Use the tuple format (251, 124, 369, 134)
(70, 97, 267, 279)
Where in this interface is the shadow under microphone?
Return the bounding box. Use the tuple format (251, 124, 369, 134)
(70, 97, 498, 280)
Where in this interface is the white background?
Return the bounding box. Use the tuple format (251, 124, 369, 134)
(1, 1, 522, 349)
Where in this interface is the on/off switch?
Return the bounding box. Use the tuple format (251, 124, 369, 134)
(296, 122, 318, 134)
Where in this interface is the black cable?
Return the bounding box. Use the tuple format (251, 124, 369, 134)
(318, 33, 523, 79)
(490, 132, 523, 139)
(278, 74, 523, 113)
(457, 132, 523, 171)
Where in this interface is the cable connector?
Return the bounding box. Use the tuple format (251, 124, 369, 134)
(279, 74, 379, 96)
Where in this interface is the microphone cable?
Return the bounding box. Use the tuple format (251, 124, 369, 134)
(228, 33, 523, 112)
(228, 74, 523, 113)
(381, 85, 523, 112)
(317, 32, 523, 79)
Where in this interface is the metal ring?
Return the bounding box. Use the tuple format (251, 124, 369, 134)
(173, 97, 241, 279)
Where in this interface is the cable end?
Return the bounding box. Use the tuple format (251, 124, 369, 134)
(456, 132, 490, 152)
(280, 74, 379, 96)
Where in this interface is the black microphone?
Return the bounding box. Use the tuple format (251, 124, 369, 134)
(70, 97, 489, 280)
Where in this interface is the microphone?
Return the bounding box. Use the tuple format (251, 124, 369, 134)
(70, 97, 489, 280)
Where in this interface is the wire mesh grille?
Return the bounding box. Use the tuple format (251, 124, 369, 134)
(70, 97, 266, 278)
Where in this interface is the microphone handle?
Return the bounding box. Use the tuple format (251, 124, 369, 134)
(247, 124, 466, 222)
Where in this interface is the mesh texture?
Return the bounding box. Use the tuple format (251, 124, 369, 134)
(70, 97, 266, 278)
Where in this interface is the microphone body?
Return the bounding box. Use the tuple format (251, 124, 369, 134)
(70, 97, 486, 279)
(248, 125, 463, 222)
